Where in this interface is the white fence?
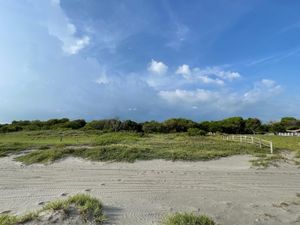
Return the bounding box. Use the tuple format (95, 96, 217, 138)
(222, 135, 273, 154)
(278, 132, 300, 137)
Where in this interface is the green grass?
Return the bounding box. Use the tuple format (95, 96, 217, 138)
(256, 135, 300, 157)
(162, 213, 215, 225)
(10, 131, 270, 164)
(0, 194, 104, 225)
(1, 130, 298, 165)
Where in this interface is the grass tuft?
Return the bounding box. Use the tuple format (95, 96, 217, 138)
(0, 194, 104, 225)
(162, 213, 215, 225)
(250, 154, 285, 168)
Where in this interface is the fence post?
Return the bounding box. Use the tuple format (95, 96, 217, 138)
(240, 136, 242, 142)
(259, 139, 262, 148)
(270, 142, 273, 154)
(251, 137, 254, 144)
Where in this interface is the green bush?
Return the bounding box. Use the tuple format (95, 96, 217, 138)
(187, 128, 206, 136)
(162, 213, 215, 225)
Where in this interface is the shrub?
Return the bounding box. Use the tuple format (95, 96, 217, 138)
(162, 213, 215, 225)
(187, 128, 206, 136)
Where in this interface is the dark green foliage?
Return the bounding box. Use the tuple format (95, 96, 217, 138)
(142, 121, 165, 133)
(187, 128, 206, 136)
(163, 118, 198, 132)
(63, 119, 86, 129)
(270, 122, 286, 133)
(221, 117, 245, 134)
(1, 116, 299, 135)
(245, 118, 262, 134)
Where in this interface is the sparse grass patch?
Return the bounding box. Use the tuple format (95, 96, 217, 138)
(0, 194, 104, 225)
(0, 142, 33, 157)
(250, 154, 284, 168)
(0, 212, 39, 225)
(162, 213, 215, 225)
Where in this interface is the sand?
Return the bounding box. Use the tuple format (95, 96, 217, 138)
(0, 155, 300, 225)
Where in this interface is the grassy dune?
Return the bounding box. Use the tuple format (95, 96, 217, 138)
(0, 194, 104, 225)
(0, 130, 282, 165)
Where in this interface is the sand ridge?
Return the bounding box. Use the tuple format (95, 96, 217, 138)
(0, 155, 300, 225)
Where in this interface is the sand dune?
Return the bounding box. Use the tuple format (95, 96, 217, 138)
(0, 155, 300, 225)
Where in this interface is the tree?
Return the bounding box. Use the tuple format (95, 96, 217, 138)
(142, 121, 165, 133)
(245, 118, 262, 134)
(270, 122, 286, 133)
(64, 119, 86, 129)
(163, 118, 198, 132)
(221, 117, 245, 134)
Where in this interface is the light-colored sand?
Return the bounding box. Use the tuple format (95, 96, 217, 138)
(0, 155, 300, 225)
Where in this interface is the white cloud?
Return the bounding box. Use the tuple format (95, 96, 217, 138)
(197, 75, 224, 85)
(64, 36, 90, 55)
(159, 79, 282, 113)
(159, 89, 219, 105)
(244, 79, 282, 103)
(176, 64, 191, 78)
(148, 59, 168, 75)
(33, 0, 90, 55)
(194, 67, 241, 81)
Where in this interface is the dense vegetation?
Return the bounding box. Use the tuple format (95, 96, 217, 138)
(0, 130, 275, 165)
(1, 116, 299, 134)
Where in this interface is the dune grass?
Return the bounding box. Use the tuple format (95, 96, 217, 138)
(162, 213, 216, 225)
(256, 135, 300, 157)
(0, 194, 104, 225)
(1, 130, 297, 165)
(10, 131, 271, 164)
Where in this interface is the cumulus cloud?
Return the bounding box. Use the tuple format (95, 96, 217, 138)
(148, 59, 168, 75)
(193, 67, 241, 81)
(174, 65, 240, 86)
(176, 64, 191, 78)
(159, 79, 282, 114)
(0, 1, 290, 122)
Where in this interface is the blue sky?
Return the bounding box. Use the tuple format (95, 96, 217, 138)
(0, 0, 300, 123)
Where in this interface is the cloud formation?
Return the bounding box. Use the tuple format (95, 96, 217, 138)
(159, 79, 282, 114)
(33, 0, 90, 54)
(148, 59, 168, 75)
(0, 0, 295, 123)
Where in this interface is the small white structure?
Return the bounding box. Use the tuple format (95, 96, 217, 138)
(278, 129, 300, 137)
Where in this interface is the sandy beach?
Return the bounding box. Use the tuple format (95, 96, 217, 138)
(0, 155, 299, 225)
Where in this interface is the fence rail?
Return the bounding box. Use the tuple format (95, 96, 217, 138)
(222, 135, 273, 154)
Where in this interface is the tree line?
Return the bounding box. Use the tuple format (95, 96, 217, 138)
(0, 117, 299, 134)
